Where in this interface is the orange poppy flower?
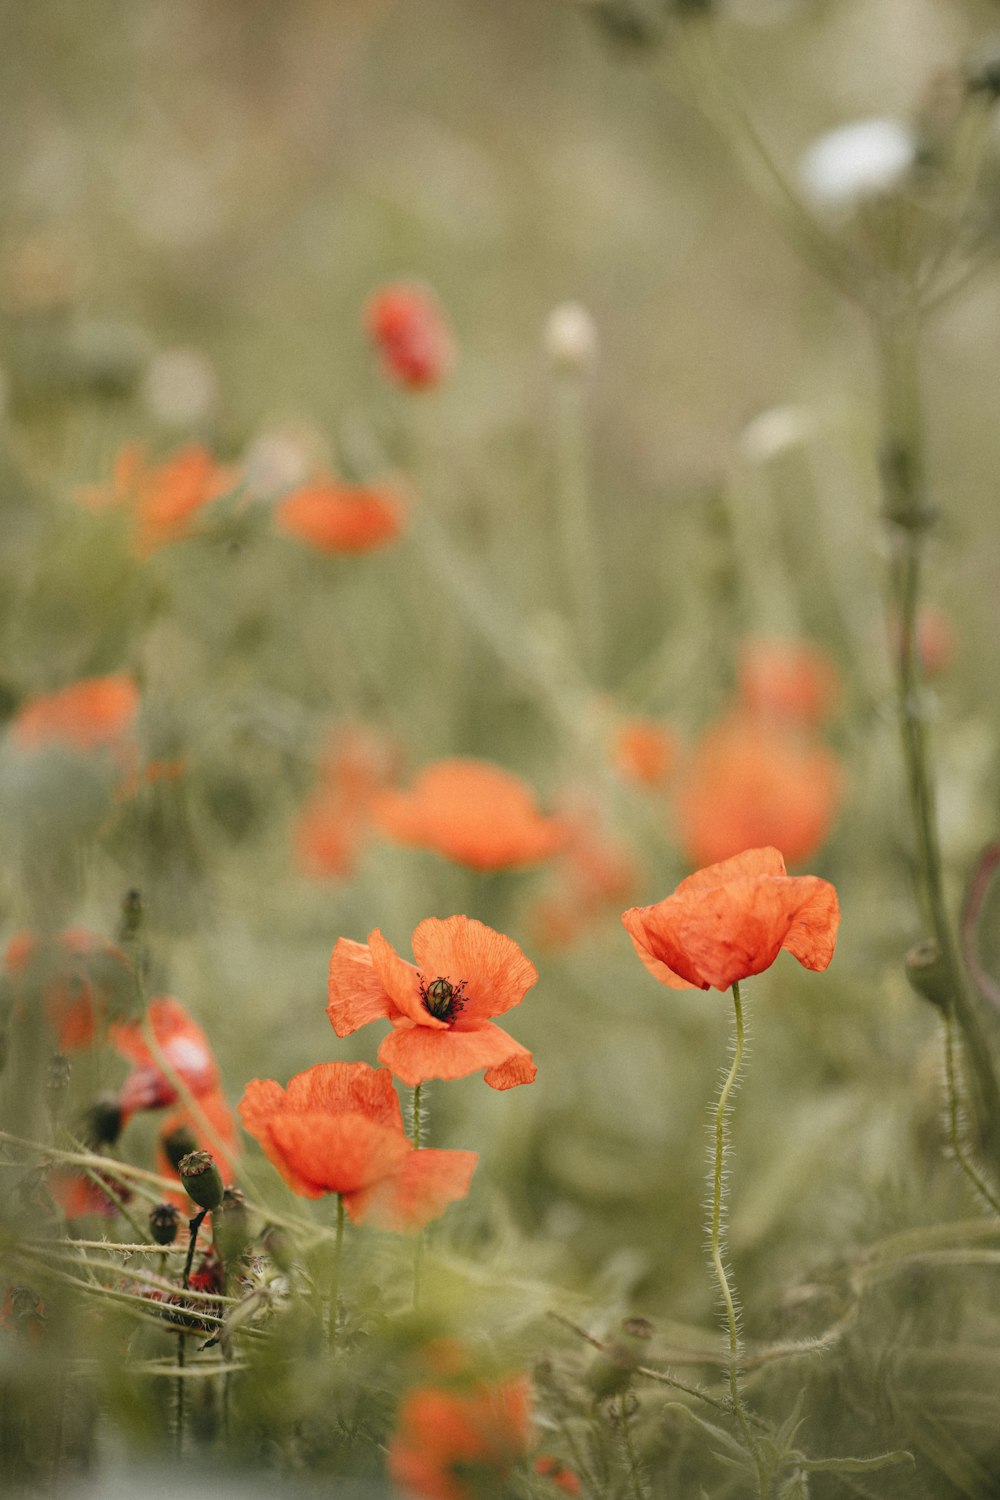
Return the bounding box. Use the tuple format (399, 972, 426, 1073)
(10, 674, 139, 753)
(374, 758, 567, 871)
(238, 1062, 476, 1230)
(622, 845, 839, 992)
(612, 717, 678, 788)
(328, 915, 538, 1090)
(275, 477, 405, 553)
(295, 725, 401, 880)
(47, 1167, 126, 1221)
(111, 997, 221, 1117)
(80, 442, 238, 555)
(388, 1373, 532, 1500)
(365, 282, 455, 391)
(673, 712, 842, 869)
(3, 928, 131, 1051)
(737, 637, 840, 727)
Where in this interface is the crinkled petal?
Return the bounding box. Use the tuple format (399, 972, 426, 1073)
(369, 928, 445, 1028)
(777, 876, 840, 972)
(411, 915, 538, 1022)
(327, 938, 393, 1037)
(621, 905, 708, 989)
(346, 1148, 478, 1231)
(264, 1113, 411, 1197)
(675, 846, 787, 898)
(671, 873, 837, 991)
(483, 1038, 537, 1091)
(284, 1060, 404, 1132)
(378, 1020, 530, 1087)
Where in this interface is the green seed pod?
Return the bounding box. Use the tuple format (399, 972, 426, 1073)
(178, 1150, 225, 1212)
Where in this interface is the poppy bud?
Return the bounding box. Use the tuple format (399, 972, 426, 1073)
(149, 1202, 181, 1246)
(82, 1093, 124, 1148)
(905, 940, 951, 1012)
(178, 1150, 224, 1212)
(214, 1186, 250, 1268)
(160, 1123, 198, 1174)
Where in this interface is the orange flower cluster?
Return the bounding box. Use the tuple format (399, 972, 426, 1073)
(80, 442, 238, 555)
(276, 477, 406, 554)
(328, 915, 537, 1090)
(239, 1062, 476, 1232)
(374, 758, 566, 872)
(388, 1372, 532, 1500)
(10, 674, 139, 755)
(673, 637, 843, 868)
(3, 928, 130, 1051)
(294, 724, 400, 880)
(623, 846, 839, 992)
(366, 282, 454, 391)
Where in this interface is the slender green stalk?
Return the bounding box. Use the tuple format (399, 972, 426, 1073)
(875, 314, 1000, 1171)
(329, 1193, 344, 1352)
(176, 1206, 207, 1458)
(617, 1392, 648, 1500)
(553, 367, 601, 680)
(942, 1012, 1000, 1217)
(709, 981, 764, 1492)
(411, 1083, 426, 1306)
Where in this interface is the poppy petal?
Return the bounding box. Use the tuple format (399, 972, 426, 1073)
(327, 938, 393, 1036)
(621, 910, 699, 989)
(621, 905, 708, 989)
(671, 874, 838, 991)
(777, 877, 840, 972)
(378, 1020, 532, 1087)
(675, 846, 787, 897)
(411, 915, 538, 1022)
(369, 929, 444, 1029)
(284, 1059, 404, 1132)
(346, 1148, 478, 1231)
(264, 1113, 412, 1197)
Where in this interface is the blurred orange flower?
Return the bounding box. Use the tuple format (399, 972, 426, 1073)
(374, 758, 566, 871)
(157, 1087, 241, 1191)
(112, 996, 221, 1116)
(535, 1457, 582, 1494)
(10, 674, 139, 753)
(673, 712, 842, 869)
(275, 477, 405, 553)
(365, 282, 454, 391)
(737, 637, 840, 727)
(612, 716, 678, 788)
(295, 724, 401, 880)
(328, 915, 538, 1090)
(388, 1373, 532, 1500)
(47, 1168, 126, 1221)
(622, 845, 839, 992)
(80, 442, 238, 555)
(239, 1062, 476, 1230)
(529, 804, 639, 950)
(3, 928, 130, 1051)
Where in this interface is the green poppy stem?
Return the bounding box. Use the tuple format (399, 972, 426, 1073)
(710, 981, 765, 1491)
(329, 1192, 344, 1352)
(411, 1083, 426, 1307)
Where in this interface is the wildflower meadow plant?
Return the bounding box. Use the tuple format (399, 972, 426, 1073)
(5, 5, 1000, 1498)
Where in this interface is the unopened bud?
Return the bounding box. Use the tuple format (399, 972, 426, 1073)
(83, 1094, 124, 1148)
(161, 1123, 198, 1174)
(178, 1150, 224, 1212)
(214, 1186, 250, 1268)
(149, 1202, 181, 1246)
(545, 302, 598, 375)
(905, 940, 951, 1012)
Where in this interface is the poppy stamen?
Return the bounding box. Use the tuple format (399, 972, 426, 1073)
(420, 975, 467, 1023)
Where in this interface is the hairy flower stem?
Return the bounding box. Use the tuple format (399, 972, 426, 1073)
(329, 1193, 345, 1352)
(411, 1084, 426, 1306)
(618, 1392, 649, 1500)
(710, 982, 765, 1493)
(876, 313, 1000, 1172)
(942, 1012, 1000, 1217)
(174, 1206, 208, 1457)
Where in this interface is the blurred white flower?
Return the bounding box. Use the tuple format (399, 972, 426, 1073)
(799, 118, 916, 211)
(544, 301, 598, 374)
(142, 347, 219, 428)
(738, 405, 813, 463)
(242, 425, 320, 499)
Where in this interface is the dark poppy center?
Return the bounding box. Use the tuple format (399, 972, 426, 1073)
(420, 975, 467, 1022)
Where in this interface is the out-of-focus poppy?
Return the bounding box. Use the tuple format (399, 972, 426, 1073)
(529, 803, 639, 950)
(3, 929, 131, 1051)
(112, 997, 220, 1116)
(535, 1456, 582, 1494)
(328, 915, 538, 1090)
(388, 1373, 532, 1500)
(79, 442, 238, 555)
(10, 675, 139, 754)
(294, 724, 400, 880)
(673, 712, 842, 869)
(239, 1062, 476, 1230)
(157, 1087, 240, 1193)
(374, 759, 566, 872)
(365, 283, 454, 391)
(622, 845, 839, 992)
(47, 1167, 127, 1221)
(275, 477, 405, 554)
(612, 717, 678, 789)
(737, 637, 840, 727)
